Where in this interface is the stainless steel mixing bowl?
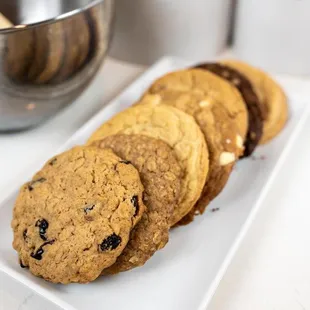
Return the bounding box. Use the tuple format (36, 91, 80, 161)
(0, 0, 114, 131)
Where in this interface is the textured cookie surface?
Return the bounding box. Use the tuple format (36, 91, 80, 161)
(142, 69, 247, 223)
(195, 63, 263, 157)
(88, 102, 209, 226)
(222, 60, 288, 144)
(93, 134, 182, 274)
(12, 146, 145, 284)
(139, 91, 241, 225)
(145, 69, 248, 141)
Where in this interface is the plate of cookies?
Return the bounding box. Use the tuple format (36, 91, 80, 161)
(0, 57, 308, 310)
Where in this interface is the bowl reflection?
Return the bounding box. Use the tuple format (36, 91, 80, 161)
(0, 0, 114, 131)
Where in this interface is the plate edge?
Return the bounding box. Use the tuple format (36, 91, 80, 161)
(0, 266, 76, 310)
(0, 56, 191, 310)
(0, 56, 191, 208)
(197, 104, 310, 310)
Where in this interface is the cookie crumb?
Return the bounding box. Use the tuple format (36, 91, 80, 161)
(211, 207, 220, 212)
(251, 154, 266, 161)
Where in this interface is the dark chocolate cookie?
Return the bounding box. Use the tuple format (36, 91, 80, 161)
(221, 60, 288, 145)
(195, 63, 263, 157)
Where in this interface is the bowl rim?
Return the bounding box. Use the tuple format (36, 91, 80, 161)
(0, 0, 104, 34)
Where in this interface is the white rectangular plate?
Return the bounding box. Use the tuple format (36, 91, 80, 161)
(0, 57, 308, 310)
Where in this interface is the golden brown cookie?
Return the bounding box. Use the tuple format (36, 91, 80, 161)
(142, 69, 247, 224)
(195, 63, 263, 157)
(87, 102, 209, 226)
(140, 94, 241, 225)
(145, 69, 248, 141)
(221, 60, 288, 144)
(93, 134, 182, 274)
(12, 146, 146, 284)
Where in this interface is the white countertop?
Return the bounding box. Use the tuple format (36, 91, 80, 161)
(1, 57, 310, 310)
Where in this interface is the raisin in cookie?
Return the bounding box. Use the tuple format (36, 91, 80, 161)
(92, 134, 182, 274)
(221, 60, 288, 144)
(195, 63, 264, 157)
(12, 146, 145, 284)
(87, 102, 209, 226)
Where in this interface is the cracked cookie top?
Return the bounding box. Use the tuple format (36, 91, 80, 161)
(93, 134, 183, 274)
(11, 146, 145, 284)
(146, 69, 248, 141)
(141, 69, 246, 224)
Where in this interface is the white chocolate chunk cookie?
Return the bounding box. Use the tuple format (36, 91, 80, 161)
(142, 69, 246, 224)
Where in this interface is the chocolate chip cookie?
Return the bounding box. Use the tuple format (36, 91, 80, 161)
(222, 60, 288, 144)
(12, 146, 146, 284)
(195, 63, 263, 157)
(87, 102, 209, 226)
(92, 134, 182, 274)
(139, 92, 241, 225)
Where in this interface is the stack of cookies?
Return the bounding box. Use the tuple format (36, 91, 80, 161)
(11, 60, 288, 284)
